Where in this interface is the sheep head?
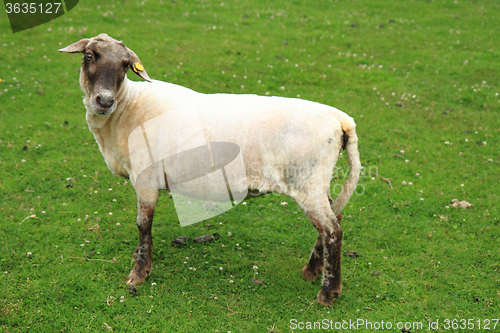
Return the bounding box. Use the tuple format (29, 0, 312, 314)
(59, 33, 151, 115)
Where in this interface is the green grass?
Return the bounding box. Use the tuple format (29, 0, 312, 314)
(1, 0, 499, 332)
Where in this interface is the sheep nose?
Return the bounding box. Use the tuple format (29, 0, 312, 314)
(96, 94, 115, 108)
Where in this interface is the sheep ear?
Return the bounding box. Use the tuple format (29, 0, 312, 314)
(58, 38, 90, 53)
(129, 52, 152, 82)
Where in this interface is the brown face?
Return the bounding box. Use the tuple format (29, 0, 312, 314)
(59, 34, 151, 116)
(82, 38, 130, 115)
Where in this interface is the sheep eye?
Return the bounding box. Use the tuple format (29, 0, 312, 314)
(85, 53, 92, 60)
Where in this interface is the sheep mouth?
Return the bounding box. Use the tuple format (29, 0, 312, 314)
(91, 97, 116, 115)
(92, 104, 116, 116)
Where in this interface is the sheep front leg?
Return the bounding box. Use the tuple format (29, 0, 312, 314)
(125, 188, 159, 286)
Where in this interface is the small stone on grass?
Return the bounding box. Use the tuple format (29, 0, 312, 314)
(194, 234, 214, 244)
(251, 278, 265, 285)
(450, 198, 471, 209)
(345, 250, 360, 258)
(171, 236, 190, 247)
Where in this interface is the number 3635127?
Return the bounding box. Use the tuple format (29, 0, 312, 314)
(5, 2, 62, 14)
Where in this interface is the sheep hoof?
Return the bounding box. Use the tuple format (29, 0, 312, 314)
(316, 289, 340, 307)
(302, 264, 320, 281)
(125, 261, 152, 286)
(128, 285, 138, 295)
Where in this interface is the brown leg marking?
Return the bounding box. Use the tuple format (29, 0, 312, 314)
(125, 202, 155, 286)
(132, 245, 139, 262)
(302, 234, 324, 281)
(317, 222, 343, 307)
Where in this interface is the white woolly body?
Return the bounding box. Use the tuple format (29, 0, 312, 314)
(83, 77, 360, 214)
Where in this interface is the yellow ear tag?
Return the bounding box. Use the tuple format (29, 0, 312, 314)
(134, 62, 144, 72)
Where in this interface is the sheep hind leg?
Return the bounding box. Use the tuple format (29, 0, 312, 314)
(302, 234, 324, 281)
(316, 220, 342, 307)
(328, 193, 343, 223)
(304, 200, 343, 307)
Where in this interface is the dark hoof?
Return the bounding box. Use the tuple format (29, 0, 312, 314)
(125, 260, 152, 286)
(129, 285, 138, 295)
(317, 289, 340, 307)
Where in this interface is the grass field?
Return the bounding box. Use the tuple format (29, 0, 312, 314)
(1, 0, 499, 331)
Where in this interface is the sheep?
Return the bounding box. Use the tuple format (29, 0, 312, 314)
(59, 33, 361, 307)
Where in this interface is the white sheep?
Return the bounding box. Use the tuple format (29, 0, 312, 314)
(59, 33, 361, 307)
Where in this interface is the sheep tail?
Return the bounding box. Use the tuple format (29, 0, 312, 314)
(331, 116, 361, 216)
